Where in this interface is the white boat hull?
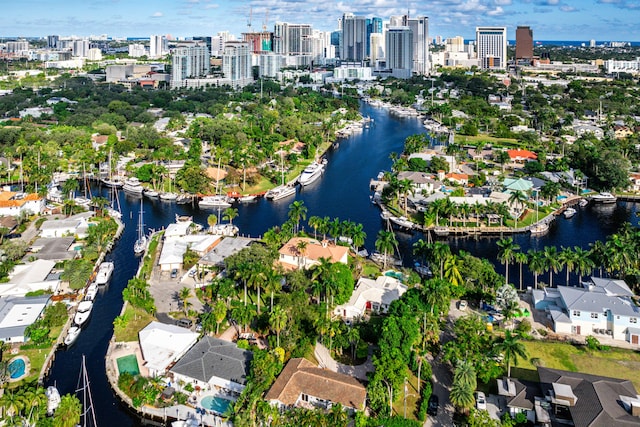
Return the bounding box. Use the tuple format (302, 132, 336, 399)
(266, 185, 296, 201)
(95, 262, 114, 285)
(74, 301, 93, 326)
(64, 326, 81, 346)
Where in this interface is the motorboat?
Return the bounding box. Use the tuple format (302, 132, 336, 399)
(74, 300, 94, 326)
(414, 263, 433, 277)
(210, 223, 239, 236)
(143, 188, 159, 198)
(95, 261, 114, 286)
(176, 194, 193, 205)
(46, 386, 61, 415)
(122, 177, 144, 195)
(369, 252, 402, 267)
(266, 184, 296, 201)
(100, 177, 124, 188)
(579, 198, 589, 207)
(64, 325, 81, 347)
(74, 197, 91, 207)
(199, 195, 232, 208)
(298, 161, 324, 186)
(380, 210, 392, 220)
(563, 207, 577, 218)
(530, 222, 550, 235)
(84, 282, 98, 301)
(589, 192, 617, 204)
(389, 216, 414, 230)
(133, 199, 148, 255)
(238, 194, 257, 203)
(159, 192, 178, 201)
(433, 226, 450, 237)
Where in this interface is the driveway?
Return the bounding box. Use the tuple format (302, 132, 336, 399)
(314, 341, 374, 381)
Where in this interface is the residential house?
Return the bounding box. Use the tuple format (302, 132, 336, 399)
(497, 377, 540, 423)
(158, 234, 220, 272)
(138, 321, 200, 377)
(444, 172, 469, 186)
(506, 149, 538, 163)
(199, 236, 254, 268)
(39, 213, 93, 238)
(265, 358, 366, 413)
(614, 125, 633, 140)
(0, 191, 43, 217)
(170, 337, 253, 394)
(503, 178, 534, 194)
(573, 123, 604, 139)
(396, 171, 438, 194)
(533, 277, 640, 345)
(334, 275, 408, 322)
(0, 295, 51, 343)
(278, 237, 349, 271)
(629, 172, 640, 192)
(0, 259, 60, 297)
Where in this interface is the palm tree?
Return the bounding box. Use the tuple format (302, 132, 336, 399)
(178, 286, 192, 316)
(497, 237, 520, 285)
(508, 190, 528, 229)
(308, 215, 322, 239)
(413, 238, 430, 266)
(397, 178, 413, 214)
(351, 223, 366, 253)
(453, 359, 477, 390)
(0, 389, 24, 422)
(247, 264, 267, 315)
(375, 230, 397, 270)
(346, 326, 360, 361)
(223, 207, 238, 225)
(270, 305, 287, 347)
(53, 394, 82, 427)
(574, 246, 594, 284)
(296, 239, 308, 269)
(207, 214, 217, 232)
(559, 246, 577, 286)
(287, 200, 307, 234)
(544, 246, 561, 287)
(528, 249, 545, 289)
(444, 254, 464, 288)
(422, 278, 452, 317)
(212, 299, 227, 334)
(514, 251, 528, 291)
(494, 330, 528, 377)
(430, 242, 451, 279)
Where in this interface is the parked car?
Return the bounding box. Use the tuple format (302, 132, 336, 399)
(458, 300, 468, 311)
(476, 391, 487, 410)
(427, 394, 439, 416)
(176, 318, 193, 329)
(170, 268, 178, 278)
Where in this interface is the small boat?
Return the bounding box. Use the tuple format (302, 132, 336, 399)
(106, 207, 122, 219)
(589, 192, 617, 204)
(389, 216, 414, 230)
(238, 194, 257, 203)
(100, 177, 124, 188)
(530, 222, 550, 235)
(298, 161, 324, 186)
(433, 226, 450, 237)
(74, 197, 91, 207)
(84, 282, 98, 301)
(199, 195, 232, 208)
(579, 198, 589, 207)
(64, 325, 81, 346)
(370, 252, 402, 267)
(46, 386, 61, 415)
(176, 214, 193, 223)
(210, 223, 239, 236)
(265, 184, 296, 201)
(143, 188, 159, 198)
(95, 261, 114, 286)
(159, 192, 178, 201)
(122, 177, 144, 195)
(380, 210, 392, 220)
(563, 207, 577, 218)
(414, 263, 433, 278)
(133, 199, 148, 255)
(74, 300, 93, 326)
(176, 194, 193, 205)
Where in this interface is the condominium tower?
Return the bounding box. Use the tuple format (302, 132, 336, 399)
(340, 13, 368, 62)
(476, 26, 507, 69)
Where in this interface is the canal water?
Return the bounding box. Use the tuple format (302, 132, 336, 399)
(46, 103, 638, 425)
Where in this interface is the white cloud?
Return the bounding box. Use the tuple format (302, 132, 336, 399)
(151, 11, 163, 17)
(488, 6, 505, 15)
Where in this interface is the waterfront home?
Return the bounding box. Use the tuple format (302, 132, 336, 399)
(198, 236, 254, 268)
(0, 295, 51, 343)
(628, 172, 640, 192)
(265, 358, 366, 413)
(444, 172, 469, 186)
(278, 237, 349, 271)
(39, 212, 94, 239)
(334, 275, 408, 322)
(158, 234, 219, 273)
(503, 177, 534, 194)
(169, 337, 252, 395)
(28, 237, 77, 261)
(0, 191, 43, 217)
(408, 150, 457, 173)
(396, 171, 438, 194)
(138, 321, 200, 378)
(506, 149, 537, 163)
(1, 259, 60, 297)
(533, 277, 640, 345)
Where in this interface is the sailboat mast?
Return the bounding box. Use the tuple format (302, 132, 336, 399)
(76, 355, 97, 427)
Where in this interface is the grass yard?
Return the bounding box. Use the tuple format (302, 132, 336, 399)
(113, 304, 156, 342)
(454, 134, 519, 147)
(512, 340, 640, 389)
(391, 369, 421, 420)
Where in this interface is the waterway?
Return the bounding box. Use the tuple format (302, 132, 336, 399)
(45, 102, 639, 425)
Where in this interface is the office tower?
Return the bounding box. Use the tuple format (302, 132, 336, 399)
(72, 39, 90, 58)
(386, 27, 413, 78)
(476, 26, 507, 69)
(446, 36, 465, 52)
(589, 39, 596, 48)
(406, 16, 430, 75)
(47, 35, 59, 49)
(515, 26, 533, 62)
(370, 33, 384, 65)
(222, 41, 252, 87)
(389, 15, 406, 27)
(150, 35, 168, 58)
(171, 43, 209, 86)
(340, 13, 368, 62)
(273, 22, 312, 56)
(366, 17, 383, 56)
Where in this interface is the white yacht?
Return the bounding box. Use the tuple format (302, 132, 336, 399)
(199, 195, 232, 208)
(159, 192, 178, 201)
(64, 325, 81, 347)
(133, 199, 148, 255)
(563, 207, 577, 218)
(95, 261, 114, 286)
(74, 300, 93, 326)
(590, 192, 617, 204)
(530, 222, 550, 235)
(100, 177, 124, 188)
(298, 161, 324, 186)
(143, 188, 159, 198)
(266, 184, 296, 201)
(389, 216, 414, 230)
(210, 223, 239, 236)
(84, 282, 98, 301)
(46, 386, 61, 415)
(238, 194, 257, 203)
(122, 177, 144, 195)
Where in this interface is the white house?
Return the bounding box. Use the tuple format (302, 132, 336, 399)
(533, 277, 640, 345)
(158, 234, 219, 272)
(0, 259, 60, 297)
(334, 275, 408, 321)
(396, 171, 438, 194)
(0, 192, 43, 217)
(138, 321, 199, 377)
(0, 295, 50, 343)
(39, 212, 94, 238)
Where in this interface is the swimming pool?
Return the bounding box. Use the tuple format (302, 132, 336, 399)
(200, 395, 233, 415)
(116, 354, 140, 376)
(8, 357, 26, 379)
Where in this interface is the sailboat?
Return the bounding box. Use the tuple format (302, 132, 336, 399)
(76, 355, 98, 427)
(266, 151, 296, 201)
(530, 192, 549, 235)
(133, 199, 148, 255)
(159, 174, 177, 201)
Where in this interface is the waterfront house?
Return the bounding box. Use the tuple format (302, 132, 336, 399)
(199, 236, 254, 268)
(0, 259, 60, 297)
(0, 191, 43, 217)
(396, 171, 438, 194)
(39, 212, 94, 239)
(444, 172, 469, 186)
(278, 237, 349, 271)
(138, 321, 199, 377)
(533, 277, 640, 345)
(0, 295, 51, 343)
(169, 336, 252, 394)
(629, 172, 640, 192)
(158, 234, 219, 272)
(265, 358, 366, 413)
(334, 275, 408, 322)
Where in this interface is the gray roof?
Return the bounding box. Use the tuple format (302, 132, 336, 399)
(497, 377, 539, 411)
(538, 367, 640, 427)
(0, 295, 50, 341)
(27, 237, 75, 261)
(588, 277, 634, 297)
(557, 286, 640, 317)
(199, 237, 254, 267)
(170, 337, 252, 386)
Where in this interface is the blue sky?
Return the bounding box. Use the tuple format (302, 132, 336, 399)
(1, 0, 638, 41)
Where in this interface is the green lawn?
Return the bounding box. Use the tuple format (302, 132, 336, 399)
(391, 369, 421, 420)
(454, 134, 519, 147)
(113, 305, 156, 342)
(512, 340, 640, 389)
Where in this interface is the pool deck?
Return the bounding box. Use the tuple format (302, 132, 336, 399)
(109, 341, 148, 378)
(8, 355, 30, 383)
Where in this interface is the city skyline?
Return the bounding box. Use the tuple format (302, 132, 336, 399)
(1, 0, 638, 42)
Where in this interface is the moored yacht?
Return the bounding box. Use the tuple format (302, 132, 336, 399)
(298, 161, 324, 186)
(122, 177, 144, 195)
(84, 282, 98, 301)
(563, 207, 577, 218)
(266, 184, 296, 201)
(143, 188, 159, 198)
(589, 192, 617, 204)
(159, 192, 178, 201)
(64, 325, 81, 347)
(95, 261, 114, 286)
(199, 195, 232, 208)
(74, 300, 93, 326)
(389, 216, 415, 230)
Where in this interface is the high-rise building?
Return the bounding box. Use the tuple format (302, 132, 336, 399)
(273, 22, 312, 56)
(72, 39, 90, 58)
(386, 26, 413, 78)
(171, 43, 209, 87)
(446, 36, 465, 53)
(515, 26, 533, 62)
(150, 35, 168, 58)
(222, 41, 252, 87)
(242, 32, 273, 54)
(340, 13, 368, 62)
(406, 16, 430, 75)
(47, 35, 59, 49)
(476, 26, 507, 69)
(370, 33, 384, 66)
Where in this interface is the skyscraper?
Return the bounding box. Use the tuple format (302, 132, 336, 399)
(171, 43, 209, 88)
(515, 26, 533, 63)
(406, 16, 430, 75)
(476, 26, 507, 69)
(222, 41, 252, 88)
(273, 22, 312, 56)
(340, 13, 368, 62)
(47, 35, 59, 49)
(386, 27, 413, 78)
(150, 35, 168, 58)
